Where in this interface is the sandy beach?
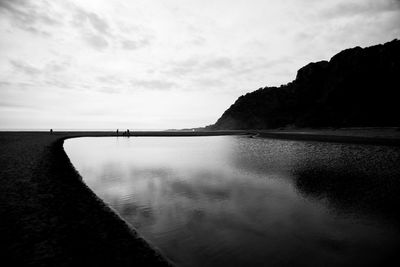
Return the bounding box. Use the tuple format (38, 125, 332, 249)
(1, 129, 399, 266)
(0, 132, 173, 266)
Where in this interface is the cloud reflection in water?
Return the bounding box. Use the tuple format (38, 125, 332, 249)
(65, 136, 400, 266)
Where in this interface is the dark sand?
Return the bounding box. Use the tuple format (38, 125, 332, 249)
(0, 132, 174, 266)
(1, 129, 399, 266)
(255, 128, 400, 146)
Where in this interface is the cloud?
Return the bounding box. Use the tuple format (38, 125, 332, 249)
(234, 57, 292, 76)
(0, 99, 40, 110)
(9, 59, 41, 75)
(321, 0, 400, 19)
(68, 3, 155, 51)
(0, 0, 60, 35)
(192, 78, 224, 88)
(131, 79, 177, 90)
(167, 58, 200, 76)
(86, 12, 109, 35)
(96, 86, 121, 94)
(96, 75, 127, 93)
(1, 0, 154, 51)
(66, 3, 114, 50)
(116, 21, 155, 50)
(121, 38, 151, 50)
(72, 6, 110, 36)
(166, 56, 235, 77)
(97, 75, 122, 84)
(189, 35, 206, 46)
(83, 33, 109, 50)
(203, 57, 233, 70)
(9, 58, 72, 77)
(45, 59, 71, 72)
(0, 100, 24, 108)
(165, 55, 291, 86)
(1, 0, 399, 129)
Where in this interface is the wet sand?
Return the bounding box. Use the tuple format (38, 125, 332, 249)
(1, 129, 399, 266)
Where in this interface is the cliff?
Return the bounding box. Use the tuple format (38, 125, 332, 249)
(210, 39, 400, 129)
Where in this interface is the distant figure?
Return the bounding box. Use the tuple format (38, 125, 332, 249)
(117, 129, 119, 136)
(127, 129, 130, 136)
(50, 129, 53, 134)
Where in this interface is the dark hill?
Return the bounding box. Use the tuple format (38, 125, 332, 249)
(210, 39, 400, 130)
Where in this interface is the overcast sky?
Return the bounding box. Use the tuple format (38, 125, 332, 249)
(1, 0, 399, 130)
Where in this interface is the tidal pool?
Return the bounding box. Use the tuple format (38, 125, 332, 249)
(64, 136, 400, 266)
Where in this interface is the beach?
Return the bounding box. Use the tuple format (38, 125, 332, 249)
(1, 129, 399, 266)
(0, 132, 173, 266)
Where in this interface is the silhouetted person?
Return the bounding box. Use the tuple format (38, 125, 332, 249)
(117, 129, 119, 136)
(127, 129, 130, 136)
(50, 129, 53, 134)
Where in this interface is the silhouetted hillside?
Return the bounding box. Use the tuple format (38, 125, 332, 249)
(210, 39, 400, 130)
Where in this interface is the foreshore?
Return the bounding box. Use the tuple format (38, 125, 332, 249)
(0, 132, 174, 266)
(1, 129, 399, 266)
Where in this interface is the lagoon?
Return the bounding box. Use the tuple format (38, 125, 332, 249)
(64, 136, 400, 266)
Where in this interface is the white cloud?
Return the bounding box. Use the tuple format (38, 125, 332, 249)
(0, 0, 399, 129)
(131, 79, 177, 91)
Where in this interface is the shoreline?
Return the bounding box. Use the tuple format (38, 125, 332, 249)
(254, 129, 400, 146)
(1, 129, 400, 265)
(4, 128, 400, 145)
(0, 132, 173, 266)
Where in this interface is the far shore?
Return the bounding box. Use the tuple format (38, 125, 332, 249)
(253, 127, 400, 146)
(5, 127, 400, 146)
(1, 128, 399, 265)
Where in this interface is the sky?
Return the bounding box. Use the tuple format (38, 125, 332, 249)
(1, 0, 399, 130)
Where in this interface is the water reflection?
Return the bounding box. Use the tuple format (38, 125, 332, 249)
(65, 136, 400, 266)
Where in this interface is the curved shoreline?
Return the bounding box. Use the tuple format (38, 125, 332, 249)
(0, 132, 173, 266)
(57, 137, 175, 266)
(1, 130, 399, 266)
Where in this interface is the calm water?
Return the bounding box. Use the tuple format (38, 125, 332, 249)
(64, 136, 400, 266)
